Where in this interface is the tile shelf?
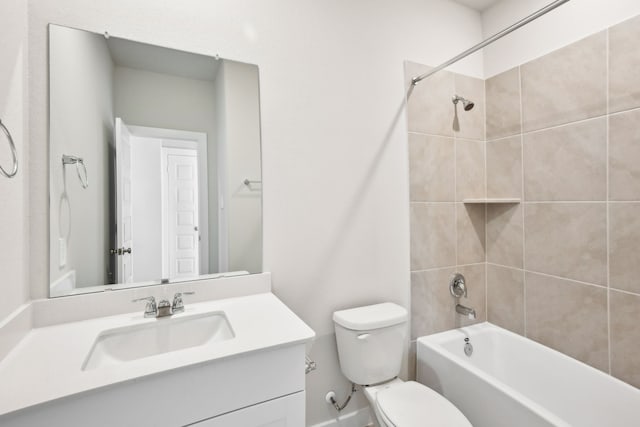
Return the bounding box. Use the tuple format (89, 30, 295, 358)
(462, 198, 521, 204)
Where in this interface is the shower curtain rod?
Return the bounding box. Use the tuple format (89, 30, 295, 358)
(411, 0, 572, 86)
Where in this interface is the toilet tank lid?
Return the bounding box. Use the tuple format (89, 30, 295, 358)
(333, 303, 408, 331)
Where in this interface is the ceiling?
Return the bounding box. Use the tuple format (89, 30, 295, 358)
(107, 37, 221, 82)
(451, 0, 502, 12)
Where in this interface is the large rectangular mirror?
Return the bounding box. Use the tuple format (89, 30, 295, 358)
(49, 24, 263, 297)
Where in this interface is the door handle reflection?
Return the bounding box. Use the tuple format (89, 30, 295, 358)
(109, 247, 132, 256)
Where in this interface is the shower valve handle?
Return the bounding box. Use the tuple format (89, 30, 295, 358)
(450, 273, 467, 298)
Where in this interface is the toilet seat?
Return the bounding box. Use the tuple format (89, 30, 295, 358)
(375, 381, 472, 427)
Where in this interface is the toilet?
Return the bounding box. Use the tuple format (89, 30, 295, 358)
(333, 303, 471, 427)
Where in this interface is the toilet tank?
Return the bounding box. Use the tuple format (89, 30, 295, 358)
(333, 303, 408, 385)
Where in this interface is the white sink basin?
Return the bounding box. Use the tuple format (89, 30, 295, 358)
(83, 312, 234, 370)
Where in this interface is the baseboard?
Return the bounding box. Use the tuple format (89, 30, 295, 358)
(309, 407, 373, 427)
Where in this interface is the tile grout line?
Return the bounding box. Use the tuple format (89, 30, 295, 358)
(609, 287, 640, 298)
(520, 201, 608, 204)
(605, 200, 640, 203)
(518, 101, 640, 137)
(606, 27, 612, 376)
(521, 113, 607, 136)
(454, 136, 458, 269)
(410, 102, 640, 143)
(518, 64, 527, 337)
(486, 133, 523, 143)
(484, 77, 488, 322)
(454, 74, 458, 274)
(411, 262, 486, 275)
(485, 262, 640, 298)
(485, 201, 488, 322)
(486, 262, 611, 291)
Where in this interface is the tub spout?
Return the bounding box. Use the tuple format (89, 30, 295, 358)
(456, 304, 476, 320)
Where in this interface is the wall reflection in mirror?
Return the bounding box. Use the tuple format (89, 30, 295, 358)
(49, 24, 262, 297)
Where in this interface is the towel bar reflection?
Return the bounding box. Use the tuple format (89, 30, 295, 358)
(62, 155, 89, 188)
(0, 119, 18, 178)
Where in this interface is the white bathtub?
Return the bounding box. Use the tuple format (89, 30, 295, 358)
(417, 322, 640, 427)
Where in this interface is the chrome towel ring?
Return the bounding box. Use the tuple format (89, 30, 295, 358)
(0, 119, 18, 178)
(62, 154, 89, 188)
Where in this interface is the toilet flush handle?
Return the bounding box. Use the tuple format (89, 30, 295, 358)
(357, 333, 371, 340)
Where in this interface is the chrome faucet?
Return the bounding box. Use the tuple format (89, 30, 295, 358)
(455, 304, 477, 320)
(132, 292, 195, 318)
(157, 299, 172, 317)
(449, 273, 477, 320)
(132, 296, 158, 318)
(172, 292, 195, 314)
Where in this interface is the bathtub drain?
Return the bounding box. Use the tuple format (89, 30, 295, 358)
(464, 338, 473, 357)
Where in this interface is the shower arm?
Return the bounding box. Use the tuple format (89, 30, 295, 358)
(411, 0, 571, 86)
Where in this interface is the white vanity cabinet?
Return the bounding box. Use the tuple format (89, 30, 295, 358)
(0, 344, 307, 427)
(0, 293, 314, 427)
(192, 392, 304, 426)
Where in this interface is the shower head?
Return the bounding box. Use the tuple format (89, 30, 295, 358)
(452, 95, 474, 111)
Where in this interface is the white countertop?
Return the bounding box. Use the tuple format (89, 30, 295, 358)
(0, 292, 315, 417)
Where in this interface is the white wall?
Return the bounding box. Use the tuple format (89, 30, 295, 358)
(0, 0, 28, 320)
(113, 66, 217, 271)
(130, 136, 162, 282)
(49, 25, 114, 289)
(216, 60, 262, 274)
(482, 0, 640, 77)
(27, 0, 484, 424)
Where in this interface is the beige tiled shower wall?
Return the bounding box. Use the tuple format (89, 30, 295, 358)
(404, 61, 487, 378)
(407, 14, 640, 390)
(484, 15, 640, 388)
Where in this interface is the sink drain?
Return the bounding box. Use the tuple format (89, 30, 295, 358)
(464, 338, 473, 357)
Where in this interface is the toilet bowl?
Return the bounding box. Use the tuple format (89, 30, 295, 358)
(333, 303, 471, 427)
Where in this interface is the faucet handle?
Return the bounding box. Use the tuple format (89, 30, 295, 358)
(132, 296, 156, 304)
(132, 296, 157, 317)
(450, 273, 467, 298)
(172, 291, 195, 313)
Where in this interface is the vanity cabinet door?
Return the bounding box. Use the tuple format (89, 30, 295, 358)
(190, 391, 304, 427)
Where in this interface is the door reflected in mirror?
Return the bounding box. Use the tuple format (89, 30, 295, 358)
(49, 24, 263, 297)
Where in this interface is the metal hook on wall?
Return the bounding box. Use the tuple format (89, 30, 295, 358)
(62, 154, 89, 189)
(0, 119, 18, 179)
(243, 178, 262, 186)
